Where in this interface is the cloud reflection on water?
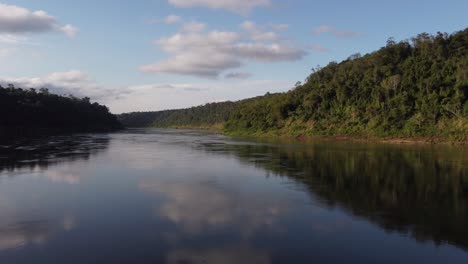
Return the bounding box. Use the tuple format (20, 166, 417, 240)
(0, 215, 77, 251)
(140, 179, 290, 237)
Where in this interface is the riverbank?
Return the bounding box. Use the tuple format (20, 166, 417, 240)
(145, 125, 467, 146)
(227, 131, 468, 146)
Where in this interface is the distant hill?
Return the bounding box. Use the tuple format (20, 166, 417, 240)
(118, 101, 238, 129)
(0, 86, 122, 138)
(119, 29, 468, 142)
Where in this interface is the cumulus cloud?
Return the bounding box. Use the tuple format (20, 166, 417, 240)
(0, 3, 77, 38)
(141, 21, 306, 78)
(241, 21, 278, 41)
(230, 42, 305, 62)
(164, 15, 182, 24)
(312, 25, 360, 39)
(168, 0, 271, 14)
(141, 52, 242, 78)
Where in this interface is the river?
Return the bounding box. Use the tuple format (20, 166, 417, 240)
(1, 129, 467, 263)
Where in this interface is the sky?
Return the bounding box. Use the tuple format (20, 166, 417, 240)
(0, 0, 467, 113)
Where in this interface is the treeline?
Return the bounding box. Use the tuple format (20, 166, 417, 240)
(120, 29, 468, 141)
(0, 85, 122, 137)
(119, 101, 238, 129)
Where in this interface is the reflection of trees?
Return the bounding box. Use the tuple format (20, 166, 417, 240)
(0, 135, 110, 173)
(196, 141, 468, 250)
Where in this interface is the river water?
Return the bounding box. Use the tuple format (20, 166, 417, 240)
(1, 129, 467, 263)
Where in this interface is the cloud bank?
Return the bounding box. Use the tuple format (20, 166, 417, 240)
(0, 3, 77, 38)
(141, 21, 306, 78)
(0, 70, 119, 100)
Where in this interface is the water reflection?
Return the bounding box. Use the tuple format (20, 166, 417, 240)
(0, 215, 76, 251)
(0, 134, 109, 173)
(166, 246, 270, 264)
(0, 129, 467, 263)
(44, 170, 81, 185)
(140, 179, 290, 236)
(194, 139, 468, 250)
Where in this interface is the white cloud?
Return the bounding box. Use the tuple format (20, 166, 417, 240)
(46, 70, 89, 84)
(230, 42, 305, 62)
(312, 25, 360, 39)
(0, 3, 78, 38)
(241, 20, 278, 41)
(60, 24, 78, 38)
(141, 21, 306, 78)
(168, 0, 271, 14)
(164, 15, 182, 24)
(141, 55, 241, 78)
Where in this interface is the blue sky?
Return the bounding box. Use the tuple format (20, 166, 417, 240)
(0, 0, 467, 113)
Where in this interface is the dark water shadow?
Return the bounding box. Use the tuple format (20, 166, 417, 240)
(0, 134, 110, 174)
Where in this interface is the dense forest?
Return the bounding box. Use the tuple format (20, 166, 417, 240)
(119, 101, 238, 129)
(120, 29, 468, 142)
(0, 85, 122, 138)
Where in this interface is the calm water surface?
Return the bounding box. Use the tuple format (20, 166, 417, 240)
(1, 129, 467, 263)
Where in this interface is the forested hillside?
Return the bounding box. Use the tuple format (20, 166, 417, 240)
(0, 85, 122, 137)
(120, 29, 468, 141)
(119, 101, 238, 129)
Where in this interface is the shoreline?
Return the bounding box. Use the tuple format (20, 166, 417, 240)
(145, 126, 467, 146)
